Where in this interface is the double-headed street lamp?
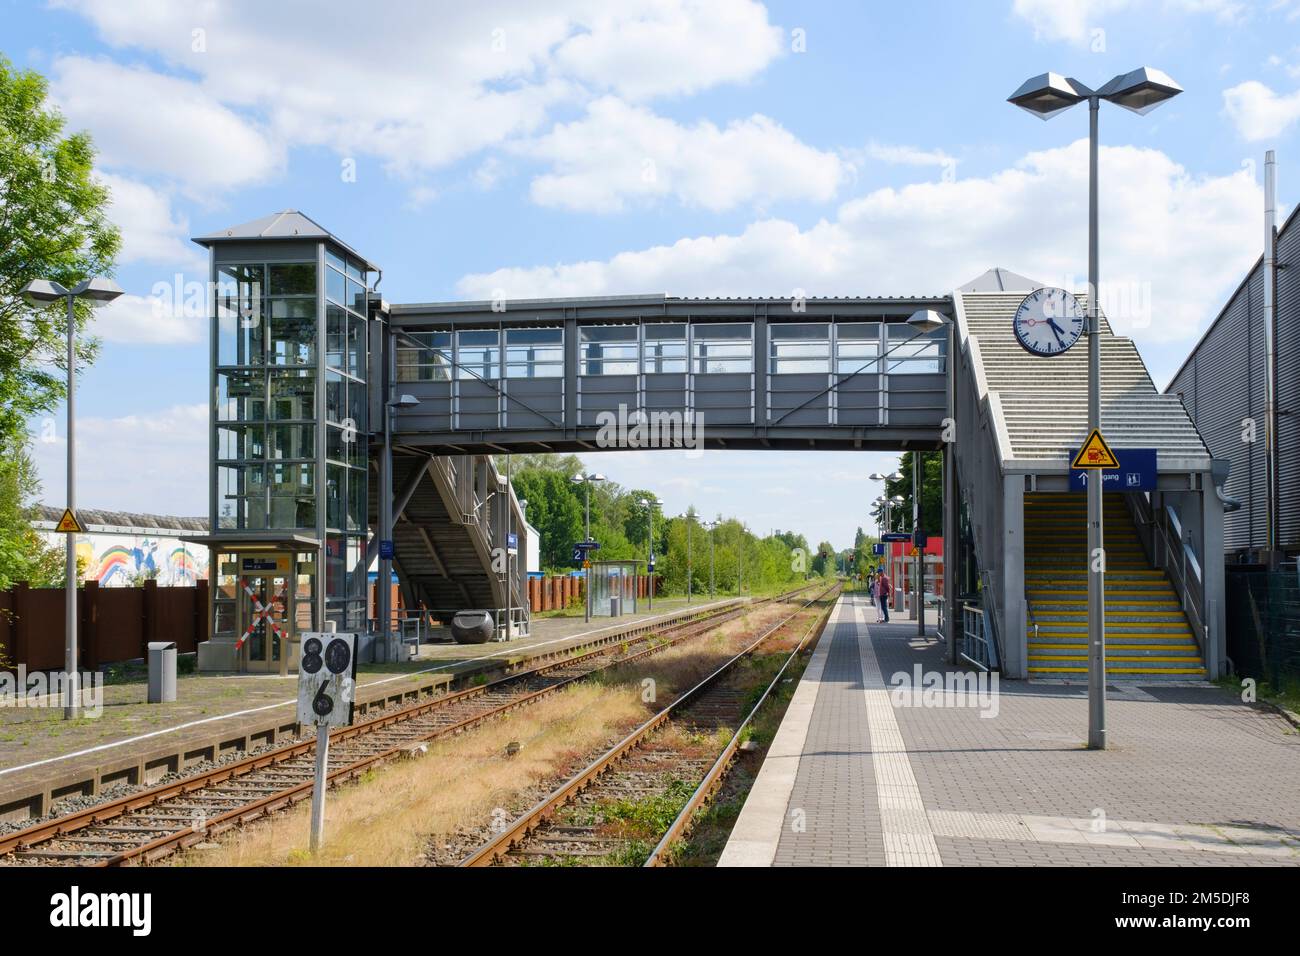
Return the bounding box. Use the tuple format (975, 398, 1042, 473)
(703, 519, 717, 598)
(21, 277, 124, 719)
(679, 512, 695, 605)
(637, 497, 661, 609)
(571, 472, 605, 622)
(1009, 67, 1182, 751)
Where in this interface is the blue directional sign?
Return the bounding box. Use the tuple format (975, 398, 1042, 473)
(872, 543, 885, 555)
(572, 540, 600, 562)
(378, 539, 395, 560)
(506, 532, 518, 552)
(1069, 447, 1157, 492)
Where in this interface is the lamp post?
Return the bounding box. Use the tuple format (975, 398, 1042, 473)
(638, 497, 660, 609)
(20, 277, 124, 719)
(680, 512, 694, 605)
(1009, 67, 1182, 750)
(379, 387, 420, 657)
(704, 520, 717, 598)
(571, 472, 605, 622)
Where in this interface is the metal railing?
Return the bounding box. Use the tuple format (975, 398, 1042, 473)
(1153, 503, 1209, 658)
(960, 602, 1000, 672)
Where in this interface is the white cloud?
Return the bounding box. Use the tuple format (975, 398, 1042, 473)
(90, 293, 202, 346)
(861, 143, 957, 169)
(1223, 79, 1300, 139)
(551, 0, 783, 100)
(523, 97, 846, 212)
(54, 0, 785, 180)
(32, 403, 208, 516)
(1012, 0, 1246, 45)
(97, 172, 205, 271)
(458, 140, 1261, 359)
(51, 57, 283, 191)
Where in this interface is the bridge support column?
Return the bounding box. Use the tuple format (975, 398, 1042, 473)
(943, 444, 957, 665)
(1001, 478, 1026, 679)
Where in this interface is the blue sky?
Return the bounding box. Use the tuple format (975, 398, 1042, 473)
(6, 0, 1300, 550)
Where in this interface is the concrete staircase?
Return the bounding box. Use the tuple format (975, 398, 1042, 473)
(1024, 492, 1206, 679)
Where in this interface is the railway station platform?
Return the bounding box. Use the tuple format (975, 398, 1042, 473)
(0, 595, 739, 823)
(720, 593, 1300, 867)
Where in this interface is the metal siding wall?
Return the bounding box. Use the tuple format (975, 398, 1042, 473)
(1169, 265, 1269, 553)
(1277, 219, 1300, 548)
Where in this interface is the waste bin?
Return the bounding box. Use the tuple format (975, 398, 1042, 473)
(147, 641, 177, 703)
(451, 610, 495, 645)
(609, 596, 621, 617)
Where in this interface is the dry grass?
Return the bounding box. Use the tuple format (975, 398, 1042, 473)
(175, 599, 815, 868)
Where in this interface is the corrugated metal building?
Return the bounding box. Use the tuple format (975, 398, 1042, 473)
(1166, 203, 1300, 562)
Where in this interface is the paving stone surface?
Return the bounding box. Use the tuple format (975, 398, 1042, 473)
(768, 594, 1300, 867)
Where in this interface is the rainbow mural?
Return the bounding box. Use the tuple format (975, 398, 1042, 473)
(54, 533, 208, 587)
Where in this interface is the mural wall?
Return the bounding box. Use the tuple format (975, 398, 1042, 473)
(38, 530, 210, 587)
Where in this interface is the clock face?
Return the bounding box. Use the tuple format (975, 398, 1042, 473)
(1012, 287, 1085, 356)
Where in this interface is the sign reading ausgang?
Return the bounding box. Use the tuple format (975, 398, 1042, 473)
(297, 632, 357, 728)
(1069, 447, 1157, 492)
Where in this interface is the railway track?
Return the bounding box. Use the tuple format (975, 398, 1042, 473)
(0, 586, 819, 866)
(458, 585, 838, 867)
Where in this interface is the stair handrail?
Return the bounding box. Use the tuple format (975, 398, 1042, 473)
(1151, 503, 1208, 658)
(975, 567, 1005, 671)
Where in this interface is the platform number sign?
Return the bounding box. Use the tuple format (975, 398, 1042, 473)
(297, 632, 357, 728)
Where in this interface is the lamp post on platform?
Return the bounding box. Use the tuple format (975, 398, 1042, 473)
(1009, 67, 1182, 750)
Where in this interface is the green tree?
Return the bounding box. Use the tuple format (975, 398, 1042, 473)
(1, 56, 120, 449)
(0, 450, 64, 589)
(512, 468, 583, 571)
(0, 57, 119, 590)
(878, 452, 942, 534)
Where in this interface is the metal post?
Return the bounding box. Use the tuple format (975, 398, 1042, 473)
(944, 317, 958, 664)
(378, 329, 393, 659)
(686, 516, 692, 605)
(504, 454, 512, 639)
(709, 525, 715, 598)
(646, 509, 653, 611)
(1087, 97, 1107, 750)
(1263, 149, 1279, 566)
(914, 452, 924, 636)
(64, 293, 78, 719)
(584, 482, 591, 623)
(310, 721, 329, 852)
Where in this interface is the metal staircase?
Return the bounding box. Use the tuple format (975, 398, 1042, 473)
(376, 452, 530, 640)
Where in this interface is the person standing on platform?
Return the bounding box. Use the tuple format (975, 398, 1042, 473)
(867, 573, 880, 622)
(876, 569, 892, 623)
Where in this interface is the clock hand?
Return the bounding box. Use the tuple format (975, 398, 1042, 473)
(1048, 321, 1066, 348)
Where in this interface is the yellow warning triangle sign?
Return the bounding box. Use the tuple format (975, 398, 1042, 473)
(1071, 429, 1120, 469)
(54, 508, 85, 534)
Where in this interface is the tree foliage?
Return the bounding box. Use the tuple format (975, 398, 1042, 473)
(0, 56, 119, 588)
(0, 55, 120, 449)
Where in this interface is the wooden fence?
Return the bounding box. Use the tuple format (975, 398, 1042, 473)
(0, 580, 208, 670)
(526, 574, 659, 612)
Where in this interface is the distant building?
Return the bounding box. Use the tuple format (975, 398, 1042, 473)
(34, 506, 209, 586)
(1166, 203, 1299, 563)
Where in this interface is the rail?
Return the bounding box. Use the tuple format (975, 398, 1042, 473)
(1153, 502, 1209, 659)
(960, 601, 999, 672)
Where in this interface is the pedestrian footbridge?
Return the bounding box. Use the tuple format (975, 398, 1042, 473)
(193, 212, 1226, 679)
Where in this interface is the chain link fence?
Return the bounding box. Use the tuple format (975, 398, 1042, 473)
(1226, 567, 1300, 690)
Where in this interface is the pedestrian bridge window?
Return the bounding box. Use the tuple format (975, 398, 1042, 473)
(692, 323, 753, 374)
(835, 322, 881, 375)
(505, 327, 564, 378)
(886, 324, 946, 373)
(457, 329, 500, 380)
(770, 323, 830, 374)
(581, 325, 639, 376)
(643, 323, 687, 374)
(396, 331, 452, 382)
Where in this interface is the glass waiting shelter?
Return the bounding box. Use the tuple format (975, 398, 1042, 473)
(589, 560, 641, 617)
